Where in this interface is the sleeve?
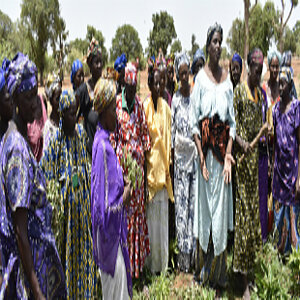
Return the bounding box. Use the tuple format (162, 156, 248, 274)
(227, 85, 236, 139)
(295, 100, 300, 130)
(233, 86, 241, 137)
(190, 77, 201, 138)
(171, 95, 177, 149)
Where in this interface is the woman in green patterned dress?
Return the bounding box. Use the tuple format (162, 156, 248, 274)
(233, 48, 267, 299)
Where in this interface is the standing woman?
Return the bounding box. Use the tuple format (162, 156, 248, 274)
(91, 78, 132, 299)
(191, 49, 206, 86)
(166, 56, 176, 99)
(172, 53, 196, 272)
(0, 52, 66, 299)
(70, 59, 84, 92)
(110, 62, 151, 278)
(144, 64, 174, 274)
(40, 90, 97, 298)
(272, 67, 300, 254)
(191, 24, 236, 291)
(233, 48, 267, 298)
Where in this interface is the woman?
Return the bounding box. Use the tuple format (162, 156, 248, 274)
(281, 50, 297, 99)
(40, 90, 97, 298)
(0, 68, 13, 139)
(172, 52, 196, 272)
(191, 49, 206, 85)
(229, 52, 243, 91)
(110, 62, 151, 278)
(91, 78, 132, 299)
(233, 48, 267, 298)
(114, 53, 127, 95)
(272, 66, 300, 254)
(77, 37, 102, 155)
(43, 72, 61, 152)
(166, 56, 176, 99)
(0, 52, 66, 299)
(191, 24, 235, 292)
(144, 64, 174, 274)
(71, 59, 84, 91)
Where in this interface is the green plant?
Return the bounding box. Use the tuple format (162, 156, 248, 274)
(288, 247, 300, 296)
(169, 238, 179, 270)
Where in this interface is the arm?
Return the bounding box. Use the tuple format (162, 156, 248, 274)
(193, 133, 209, 181)
(12, 209, 45, 300)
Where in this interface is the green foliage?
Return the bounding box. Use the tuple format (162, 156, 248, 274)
(283, 26, 297, 53)
(67, 47, 89, 77)
(0, 10, 14, 41)
(69, 38, 88, 56)
(170, 39, 182, 55)
(252, 243, 291, 300)
(147, 11, 177, 57)
(227, 17, 244, 56)
(110, 24, 143, 63)
(287, 247, 300, 296)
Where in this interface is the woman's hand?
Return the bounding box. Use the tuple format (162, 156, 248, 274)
(222, 153, 235, 184)
(242, 140, 252, 155)
(200, 153, 209, 181)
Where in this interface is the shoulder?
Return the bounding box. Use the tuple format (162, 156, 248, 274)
(161, 98, 171, 118)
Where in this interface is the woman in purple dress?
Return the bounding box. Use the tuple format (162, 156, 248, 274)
(0, 52, 66, 299)
(272, 66, 300, 254)
(91, 78, 132, 299)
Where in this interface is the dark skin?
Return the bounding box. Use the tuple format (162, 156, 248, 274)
(118, 68, 126, 89)
(98, 99, 132, 205)
(88, 52, 103, 91)
(125, 82, 136, 110)
(193, 58, 205, 76)
(49, 85, 62, 127)
(166, 65, 174, 95)
(12, 85, 46, 300)
(151, 70, 161, 112)
(62, 101, 78, 137)
(230, 60, 242, 90)
(267, 56, 280, 102)
(73, 67, 84, 91)
(159, 68, 169, 102)
(0, 85, 13, 136)
(194, 31, 235, 184)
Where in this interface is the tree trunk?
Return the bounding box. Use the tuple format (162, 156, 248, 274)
(243, 0, 250, 79)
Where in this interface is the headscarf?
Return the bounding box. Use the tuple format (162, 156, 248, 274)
(191, 49, 206, 75)
(247, 48, 264, 66)
(70, 59, 83, 90)
(124, 62, 137, 85)
(6, 52, 37, 96)
(114, 53, 127, 73)
(59, 90, 76, 116)
(231, 52, 243, 71)
(45, 72, 60, 100)
(281, 50, 292, 67)
(0, 68, 5, 92)
(2, 58, 10, 73)
(267, 46, 282, 67)
(175, 52, 190, 81)
(86, 37, 101, 66)
(93, 78, 116, 115)
(166, 54, 174, 67)
(279, 66, 292, 84)
(206, 23, 223, 54)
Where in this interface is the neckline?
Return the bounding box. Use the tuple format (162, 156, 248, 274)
(202, 68, 229, 86)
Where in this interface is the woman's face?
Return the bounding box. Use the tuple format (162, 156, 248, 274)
(62, 102, 77, 136)
(279, 78, 290, 99)
(50, 85, 62, 114)
(0, 85, 13, 123)
(74, 67, 84, 90)
(89, 52, 102, 81)
(159, 68, 166, 96)
(167, 65, 174, 83)
(15, 85, 38, 124)
(208, 31, 222, 63)
(179, 63, 189, 88)
(125, 83, 136, 101)
(194, 58, 205, 75)
(230, 61, 242, 86)
(249, 62, 262, 88)
(151, 70, 161, 101)
(269, 57, 279, 81)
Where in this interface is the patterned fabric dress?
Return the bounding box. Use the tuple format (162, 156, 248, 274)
(0, 122, 66, 299)
(171, 90, 196, 271)
(40, 123, 97, 299)
(272, 97, 300, 254)
(110, 91, 151, 278)
(233, 81, 263, 274)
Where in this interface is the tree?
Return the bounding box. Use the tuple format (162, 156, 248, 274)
(0, 10, 14, 41)
(69, 38, 88, 56)
(147, 11, 177, 57)
(170, 39, 182, 55)
(110, 24, 143, 62)
(283, 26, 297, 53)
(227, 18, 244, 56)
(86, 25, 108, 65)
(190, 34, 200, 58)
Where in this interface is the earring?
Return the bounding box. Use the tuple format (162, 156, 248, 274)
(16, 106, 19, 115)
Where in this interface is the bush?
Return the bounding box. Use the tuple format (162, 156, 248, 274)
(288, 247, 300, 297)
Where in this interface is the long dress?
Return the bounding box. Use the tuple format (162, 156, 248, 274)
(0, 121, 66, 299)
(272, 97, 300, 254)
(40, 123, 97, 299)
(233, 81, 263, 274)
(171, 89, 196, 271)
(110, 90, 151, 278)
(190, 69, 236, 287)
(91, 123, 132, 299)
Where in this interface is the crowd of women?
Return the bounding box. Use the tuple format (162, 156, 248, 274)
(0, 22, 299, 299)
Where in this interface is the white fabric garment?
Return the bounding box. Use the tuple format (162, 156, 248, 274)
(100, 244, 129, 300)
(146, 188, 169, 273)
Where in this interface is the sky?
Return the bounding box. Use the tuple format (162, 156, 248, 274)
(2, 0, 300, 56)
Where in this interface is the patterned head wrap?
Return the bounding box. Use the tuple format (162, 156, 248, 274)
(267, 46, 282, 67)
(175, 52, 190, 80)
(279, 66, 292, 84)
(7, 52, 37, 96)
(166, 54, 174, 67)
(70, 59, 83, 90)
(114, 53, 127, 73)
(45, 72, 60, 100)
(86, 37, 102, 66)
(191, 49, 206, 75)
(59, 90, 76, 115)
(247, 48, 264, 66)
(0, 68, 5, 92)
(124, 62, 137, 85)
(206, 23, 223, 53)
(281, 50, 292, 67)
(93, 78, 116, 115)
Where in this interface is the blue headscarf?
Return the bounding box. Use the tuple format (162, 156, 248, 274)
(114, 53, 127, 73)
(0, 68, 5, 92)
(6, 52, 37, 96)
(2, 58, 10, 74)
(70, 59, 83, 91)
(191, 49, 206, 75)
(231, 53, 243, 70)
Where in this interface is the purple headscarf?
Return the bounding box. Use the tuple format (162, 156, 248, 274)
(7, 52, 37, 96)
(231, 53, 243, 70)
